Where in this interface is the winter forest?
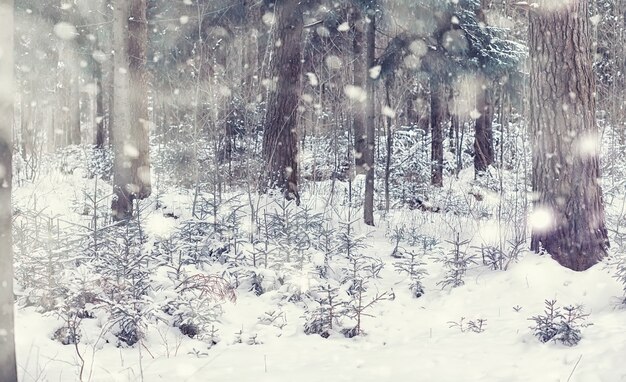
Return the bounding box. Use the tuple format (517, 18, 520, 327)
(1, 0, 626, 380)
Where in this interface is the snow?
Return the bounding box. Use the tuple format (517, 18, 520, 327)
(11, 166, 626, 382)
(325, 55, 343, 70)
(306, 72, 319, 87)
(344, 85, 367, 103)
(14, 250, 626, 381)
(9, 3, 626, 378)
(53, 22, 78, 41)
(576, 133, 600, 158)
(123, 143, 140, 159)
(381, 106, 396, 119)
(337, 22, 350, 32)
(145, 214, 177, 239)
(369, 65, 381, 80)
(262, 12, 276, 27)
(529, 207, 554, 233)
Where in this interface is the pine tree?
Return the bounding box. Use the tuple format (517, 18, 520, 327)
(261, 0, 304, 204)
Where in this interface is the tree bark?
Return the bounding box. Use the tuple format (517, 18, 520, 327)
(111, 0, 151, 220)
(128, 0, 151, 198)
(351, 5, 367, 172)
(95, 69, 105, 148)
(430, 77, 445, 187)
(474, 82, 494, 174)
(529, 0, 609, 271)
(363, 7, 376, 226)
(261, 0, 303, 204)
(68, 49, 81, 145)
(0, 0, 18, 379)
(111, 0, 135, 220)
(384, 77, 393, 212)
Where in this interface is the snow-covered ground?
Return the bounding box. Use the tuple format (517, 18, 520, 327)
(14, 252, 626, 382)
(12, 164, 626, 382)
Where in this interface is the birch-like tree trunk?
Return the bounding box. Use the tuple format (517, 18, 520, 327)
(529, 0, 609, 270)
(111, 0, 151, 220)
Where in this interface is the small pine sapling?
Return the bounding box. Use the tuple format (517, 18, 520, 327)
(166, 274, 235, 339)
(474, 244, 507, 271)
(529, 299, 591, 346)
(303, 283, 347, 338)
(386, 225, 406, 258)
(529, 299, 562, 343)
(96, 223, 154, 346)
(467, 318, 487, 333)
(393, 250, 428, 298)
(343, 278, 391, 338)
(435, 234, 477, 289)
(448, 317, 487, 333)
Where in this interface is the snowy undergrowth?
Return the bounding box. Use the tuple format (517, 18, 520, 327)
(12, 151, 626, 382)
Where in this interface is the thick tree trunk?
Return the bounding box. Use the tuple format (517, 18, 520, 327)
(363, 8, 376, 226)
(111, 0, 135, 220)
(529, 0, 608, 271)
(261, 0, 303, 204)
(111, 0, 151, 220)
(0, 0, 18, 379)
(430, 78, 445, 187)
(474, 82, 494, 174)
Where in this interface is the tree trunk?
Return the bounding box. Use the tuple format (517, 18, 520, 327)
(68, 52, 81, 145)
(351, 5, 367, 173)
(261, 0, 303, 204)
(529, 0, 609, 271)
(95, 69, 105, 148)
(363, 7, 376, 226)
(474, 82, 494, 174)
(430, 77, 445, 187)
(0, 0, 18, 379)
(384, 78, 393, 212)
(128, 0, 151, 198)
(111, 0, 151, 220)
(111, 0, 135, 220)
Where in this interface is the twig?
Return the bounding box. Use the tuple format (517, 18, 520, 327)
(566, 355, 583, 382)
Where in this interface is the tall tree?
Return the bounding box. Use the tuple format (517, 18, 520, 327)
(472, 0, 494, 175)
(529, 0, 609, 270)
(0, 0, 18, 380)
(261, 0, 304, 204)
(351, 5, 367, 173)
(363, 3, 376, 225)
(129, 0, 150, 197)
(430, 77, 445, 187)
(111, 0, 151, 220)
(473, 76, 494, 173)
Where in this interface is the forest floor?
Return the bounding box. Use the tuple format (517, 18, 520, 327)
(12, 163, 626, 382)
